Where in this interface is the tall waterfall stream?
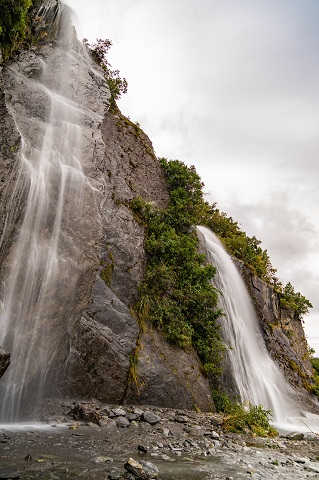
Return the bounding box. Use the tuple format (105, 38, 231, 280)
(0, 1, 108, 421)
(197, 226, 319, 434)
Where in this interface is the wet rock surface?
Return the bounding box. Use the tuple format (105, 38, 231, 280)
(0, 349, 10, 378)
(1, 402, 319, 479)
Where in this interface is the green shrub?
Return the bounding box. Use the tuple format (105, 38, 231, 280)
(0, 0, 33, 59)
(131, 196, 224, 375)
(212, 390, 277, 437)
(279, 282, 312, 317)
(310, 357, 319, 398)
(84, 38, 128, 108)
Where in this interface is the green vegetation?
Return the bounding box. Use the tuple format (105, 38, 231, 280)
(127, 340, 144, 394)
(206, 206, 277, 284)
(0, 0, 58, 61)
(212, 390, 277, 437)
(310, 356, 319, 397)
(0, 0, 33, 60)
(130, 159, 224, 376)
(279, 282, 312, 317)
(85, 38, 128, 109)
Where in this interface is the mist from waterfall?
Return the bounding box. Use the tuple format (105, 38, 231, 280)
(0, 2, 107, 421)
(197, 226, 319, 433)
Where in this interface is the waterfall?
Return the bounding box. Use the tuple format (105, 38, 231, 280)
(197, 226, 319, 433)
(0, 2, 108, 421)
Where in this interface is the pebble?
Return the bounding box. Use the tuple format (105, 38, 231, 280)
(142, 411, 161, 425)
(115, 416, 130, 428)
(175, 414, 189, 423)
(140, 460, 159, 478)
(286, 432, 305, 440)
(124, 457, 158, 479)
(133, 407, 144, 416)
(93, 455, 113, 463)
(111, 408, 127, 417)
(161, 454, 175, 461)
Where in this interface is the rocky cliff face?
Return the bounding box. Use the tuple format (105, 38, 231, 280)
(0, 2, 316, 417)
(0, 3, 213, 414)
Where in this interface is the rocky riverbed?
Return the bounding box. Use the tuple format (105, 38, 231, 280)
(1, 402, 319, 479)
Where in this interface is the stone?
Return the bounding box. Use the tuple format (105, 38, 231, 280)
(104, 419, 117, 429)
(137, 445, 148, 453)
(108, 474, 121, 480)
(94, 456, 113, 464)
(306, 463, 319, 473)
(127, 412, 140, 422)
(118, 474, 136, 480)
(139, 460, 159, 478)
(124, 457, 156, 479)
(174, 414, 189, 423)
(142, 411, 161, 425)
(111, 408, 127, 417)
(286, 432, 305, 440)
(69, 403, 100, 424)
(100, 406, 111, 415)
(161, 454, 174, 462)
(133, 408, 144, 416)
(98, 418, 110, 427)
(115, 416, 130, 428)
(211, 416, 223, 426)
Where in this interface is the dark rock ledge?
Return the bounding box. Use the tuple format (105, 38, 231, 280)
(0, 347, 10, 378)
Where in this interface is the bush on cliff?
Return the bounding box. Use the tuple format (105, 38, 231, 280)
(0, 0, 32, 59)
(85, 38, 128, 109)
(131, 196, 224, 376)
(0, 0, 58, 61)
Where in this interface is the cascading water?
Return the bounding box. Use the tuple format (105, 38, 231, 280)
(0, 1, 109, 421)
(197, 226, 319, 433)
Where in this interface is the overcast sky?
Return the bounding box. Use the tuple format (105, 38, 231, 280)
(63, 0, 319, 355)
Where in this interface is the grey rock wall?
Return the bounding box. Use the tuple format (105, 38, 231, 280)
(124, 328, 214, 412)
(66, 105, 217, 409)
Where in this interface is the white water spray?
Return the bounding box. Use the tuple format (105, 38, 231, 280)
(0, 2, 108, 421)
(197, 226, 319, 434)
